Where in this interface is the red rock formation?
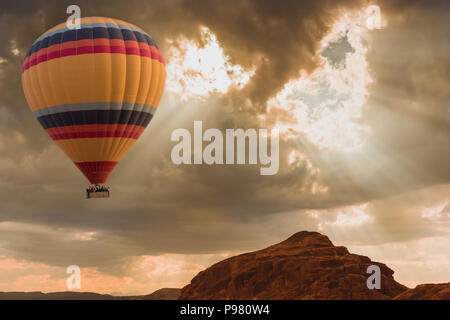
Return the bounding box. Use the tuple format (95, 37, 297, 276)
(179, 231, 408, 300)
(394, 283, 450, 300)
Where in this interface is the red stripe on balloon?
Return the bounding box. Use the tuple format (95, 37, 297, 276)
(22, 40, 163, 72)
(45, 124, 145, 140)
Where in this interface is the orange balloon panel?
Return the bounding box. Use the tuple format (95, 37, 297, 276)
(21, 17, 166, 184)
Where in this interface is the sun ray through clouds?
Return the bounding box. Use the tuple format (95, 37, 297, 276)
(262, 9, 382, 151)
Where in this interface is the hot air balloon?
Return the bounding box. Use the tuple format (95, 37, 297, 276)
(21, 17, 166, 198)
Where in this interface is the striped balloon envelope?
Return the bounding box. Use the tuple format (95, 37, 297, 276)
(21, 17, 165, 191)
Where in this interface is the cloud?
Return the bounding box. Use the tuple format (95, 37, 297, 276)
(264, 10, 373, 150)
(165, 26, 255, 100)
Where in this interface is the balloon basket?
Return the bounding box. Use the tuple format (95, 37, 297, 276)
(86, 184, 110, 199)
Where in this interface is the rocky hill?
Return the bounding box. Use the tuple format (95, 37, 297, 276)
(2, 231, 449, 300)
(393, 283, 450, 300)
(179, 231, 408, 299)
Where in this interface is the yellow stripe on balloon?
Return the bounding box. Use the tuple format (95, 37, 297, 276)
(22, 54, 164, 111)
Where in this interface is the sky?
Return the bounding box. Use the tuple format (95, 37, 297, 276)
(0, 0, 449, 295)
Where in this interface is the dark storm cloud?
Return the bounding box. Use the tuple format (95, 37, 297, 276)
(0, 0, 449, 273)
(174, 0, 365, 108)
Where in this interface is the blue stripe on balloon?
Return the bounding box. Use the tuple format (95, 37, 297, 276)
(26, 25, 157, 58)
(34, 102, 157, 117)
